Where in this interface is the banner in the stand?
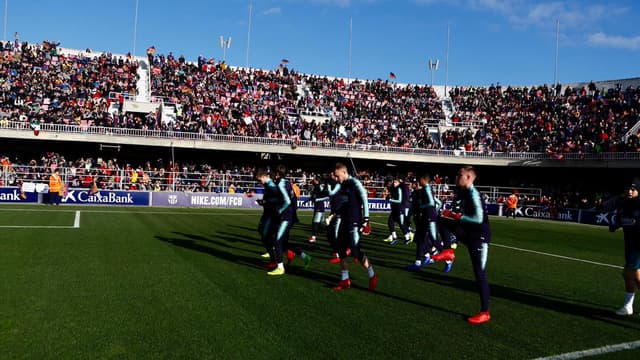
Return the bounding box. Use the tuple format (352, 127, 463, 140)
(0, 187, 38, 203)
(61, 189, 149, 206)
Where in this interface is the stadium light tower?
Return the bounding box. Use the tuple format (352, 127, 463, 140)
(132, 0, 139, 57)
(553, 19, 559, 87)
(246, 1, 252, 68)
(3, 0, 8, 41)
(220, 35, 231, 62)
(428, 58, 440, 88)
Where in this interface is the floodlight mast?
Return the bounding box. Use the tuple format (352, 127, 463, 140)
(132, 0, 139, 57)
(220, 35, 231, 62)
(3, 0, 8, 41)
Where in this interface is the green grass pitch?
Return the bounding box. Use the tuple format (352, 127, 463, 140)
(0, 205, 639, 359)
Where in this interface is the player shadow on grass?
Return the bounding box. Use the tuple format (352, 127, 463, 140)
(158, 232, 470, 318)
(416, 271, 640, 331)
(224, 224, 322, 253)
(156, 234, 267, 271)
(157, 232, 342, 286)
(174, 230, 264, 249)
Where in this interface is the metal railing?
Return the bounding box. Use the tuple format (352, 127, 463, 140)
(2, 164, 545, 206)
(0, 165, 284, 194)
(3, 120, 640, 161)
(0, 164, 390, 197)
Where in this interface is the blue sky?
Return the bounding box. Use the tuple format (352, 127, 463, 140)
(6, 0, 639, 86)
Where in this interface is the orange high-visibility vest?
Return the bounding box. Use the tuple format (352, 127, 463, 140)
(49, 173, 62, 194)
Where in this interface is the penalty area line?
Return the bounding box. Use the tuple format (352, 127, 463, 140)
(533, 339, 640, 360)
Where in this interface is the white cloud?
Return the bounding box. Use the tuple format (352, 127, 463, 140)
(413, 0, 445, 4)
(415, 0, 626, 31)
(587, 32, 640, 50)
(414, 0, 521, 12)
(469, 0, 521, 13)
(310, 0, 353, 6)
(263, 7, 281, 15)
(309, 0, 378, 7)
(507, 2, 615, 29)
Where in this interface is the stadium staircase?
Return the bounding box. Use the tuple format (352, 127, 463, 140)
(161, 103, 178, 125)
(136, 59, 151, 102)
(623, 119, 640, 142)
(296, 80, 331, 125)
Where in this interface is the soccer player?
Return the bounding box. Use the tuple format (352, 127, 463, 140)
(309, 176, 329, 243)
(384, 177, 411, 245)
(255, 168, 279, 268)
(609, 182, 640, 316)
(434, 166, 491, 324)
(435, 188, 460, 273)
(325, 175, 343, 264)
(406, 174, 441, 271)
(401, 177, 415, 243)
(331, 162, 377, 291)
(271, 165, 311, 275)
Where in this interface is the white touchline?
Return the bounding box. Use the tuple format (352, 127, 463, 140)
(491, 243, 622, 270)
(0, 225, 77, 229)
(533, 339, 640, 360)
(0, 210, 625, 269)
(0, 208, 261, 216)
(74, 211, 81, 228)
(369, 221, 622, 270)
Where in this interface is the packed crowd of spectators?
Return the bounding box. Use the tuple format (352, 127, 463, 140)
(0, 152, 263, 194)
(146, 52, 443, 149)
(1, 41, 639, 156)
(449, 83, 640, 155)
(0, 38, 138, 129)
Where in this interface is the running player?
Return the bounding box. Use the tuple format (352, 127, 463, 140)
(331, 163, 377, 291)
(434, 166, 491, 324)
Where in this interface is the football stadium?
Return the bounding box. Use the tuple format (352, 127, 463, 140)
(1, 1, 640, 359)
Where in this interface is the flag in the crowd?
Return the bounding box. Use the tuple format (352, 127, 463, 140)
(389, 72, 397, 79)
(281, 59, 289, 64)
(30, 121, 40, 136)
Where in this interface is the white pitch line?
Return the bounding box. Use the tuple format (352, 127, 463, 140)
(533, 339, 640, 360)
(0, 208, 261, 216)
(491, 243, 622, 270)
(370, 221, 622, 270)
(0, 225, 77, 229)
(73, 211, 81, 228)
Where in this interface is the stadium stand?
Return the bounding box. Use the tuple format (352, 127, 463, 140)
(449, 83, 640, 155)
(0, 40, 639, 157)
(0, 40, 138, 128)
